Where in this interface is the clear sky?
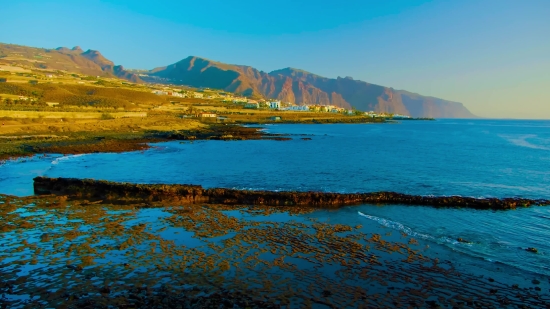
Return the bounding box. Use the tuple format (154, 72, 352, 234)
(1, 0, 549, 118)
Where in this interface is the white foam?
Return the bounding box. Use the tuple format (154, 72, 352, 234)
(358, 211, 460, 245)
(499, 134, 550, 151)
(51, 154, 86, 165)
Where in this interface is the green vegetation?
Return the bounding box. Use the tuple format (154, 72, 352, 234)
(0, 82, 166, 110)
(101, 112, 115, 120)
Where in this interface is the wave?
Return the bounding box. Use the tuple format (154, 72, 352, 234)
(499, 134, 550, 151)
(51, 154, 86, 165)
(357, 211, 460, 245)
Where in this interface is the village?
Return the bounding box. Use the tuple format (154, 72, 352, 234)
(0, 63, 411, 125)
(149, 86, 411, 120)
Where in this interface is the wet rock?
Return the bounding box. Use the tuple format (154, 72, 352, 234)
(526, 247, 538, 253)
(32, 177, 550, 210)
(457, 238, 471, 243)
(532, 279, 540, 285)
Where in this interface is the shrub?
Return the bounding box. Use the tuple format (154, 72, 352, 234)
(101, 113, 115, 120)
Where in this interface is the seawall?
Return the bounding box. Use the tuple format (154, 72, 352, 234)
(33, 177, 550, 210)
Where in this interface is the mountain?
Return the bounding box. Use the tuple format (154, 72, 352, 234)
(150, 56, 475, 118)
(0, 43, 142, 83)
(0, 42, 474, 117)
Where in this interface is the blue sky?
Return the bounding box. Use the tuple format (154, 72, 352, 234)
(1, 0, 549, 118)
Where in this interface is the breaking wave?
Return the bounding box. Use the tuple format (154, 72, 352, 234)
(358, 211, 459, 245)
(51, 154, 86, 165)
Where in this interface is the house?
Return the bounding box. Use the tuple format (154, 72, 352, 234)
(46, 102, 60, 107)
(152, 90, 168, 96)
(167, 91, 183, 98)
(392, 114, 411, 119)
(46, 74, 54, 78)
(233, 97, 248, 103)
(193, 92, 204, 99)
(285, 105, 309, 111)
(216, 116, 230, 122)
(269, 116, 282, 121)
(198, 112, 217, 118)
(268, 101, 281, 109)
(244, 102, 259, 109)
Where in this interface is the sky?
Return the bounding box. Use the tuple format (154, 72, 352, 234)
(1, 0, 549, 118)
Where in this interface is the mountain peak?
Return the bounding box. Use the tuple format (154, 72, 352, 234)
(81, 49, 114, 68)
(56, 47, 71, 52)
(82, 49, 101, 56)
(72, 46, 83, 52)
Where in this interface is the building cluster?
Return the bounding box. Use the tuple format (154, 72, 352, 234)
(151, 89, 203, 98)
(149, 87, 411, 118)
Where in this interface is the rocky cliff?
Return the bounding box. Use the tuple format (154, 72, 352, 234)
(0, 43, 142, 83)
(150, 56, 475, 118)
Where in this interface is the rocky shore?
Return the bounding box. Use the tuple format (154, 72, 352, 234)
(34, 177, 550, 210)
(1, 124, 287, 161)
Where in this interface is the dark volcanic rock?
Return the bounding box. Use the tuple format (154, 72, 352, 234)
(33, 177, 550, 210)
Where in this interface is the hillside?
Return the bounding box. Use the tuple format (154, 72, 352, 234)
(0, 43, 142, 83)
(150, 56, 475, 118)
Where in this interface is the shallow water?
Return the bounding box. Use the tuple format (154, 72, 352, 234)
(1, 196, 548, 308)
(1, 119, 549, 290)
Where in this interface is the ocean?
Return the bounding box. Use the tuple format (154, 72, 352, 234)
(1, 119, 549, 306)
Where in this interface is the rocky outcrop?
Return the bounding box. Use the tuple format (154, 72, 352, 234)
(33, 177, 549, 210)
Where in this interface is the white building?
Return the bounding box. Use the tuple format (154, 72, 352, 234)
(392, 114, 411, 119)
(285, 105, 310, 111)
(268, 101, 281, 109)
(152, 90, 168, 96)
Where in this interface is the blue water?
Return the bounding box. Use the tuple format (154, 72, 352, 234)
(1, 119, 549, 278)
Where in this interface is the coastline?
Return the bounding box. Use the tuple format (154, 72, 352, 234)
(0, 123, 287, 161)
(2, 119, 549, 307)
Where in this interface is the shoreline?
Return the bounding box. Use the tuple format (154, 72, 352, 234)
(34, 177, 550, 210)
(0, 123, 289, 161)
(1, 192, 548, 308)
(0, 118, 402, 161)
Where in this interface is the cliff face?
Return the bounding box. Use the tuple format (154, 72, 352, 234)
(151, 57, 475, 118)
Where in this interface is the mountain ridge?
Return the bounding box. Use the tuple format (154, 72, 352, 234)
(0, 42, 475, 117)
(0, 43, 142, 83)
(150, 56, 475, 118)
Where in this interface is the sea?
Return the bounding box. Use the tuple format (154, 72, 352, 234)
(1, 119, 549, 301)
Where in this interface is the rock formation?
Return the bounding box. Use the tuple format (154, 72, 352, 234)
(34, 177, 549, 210)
